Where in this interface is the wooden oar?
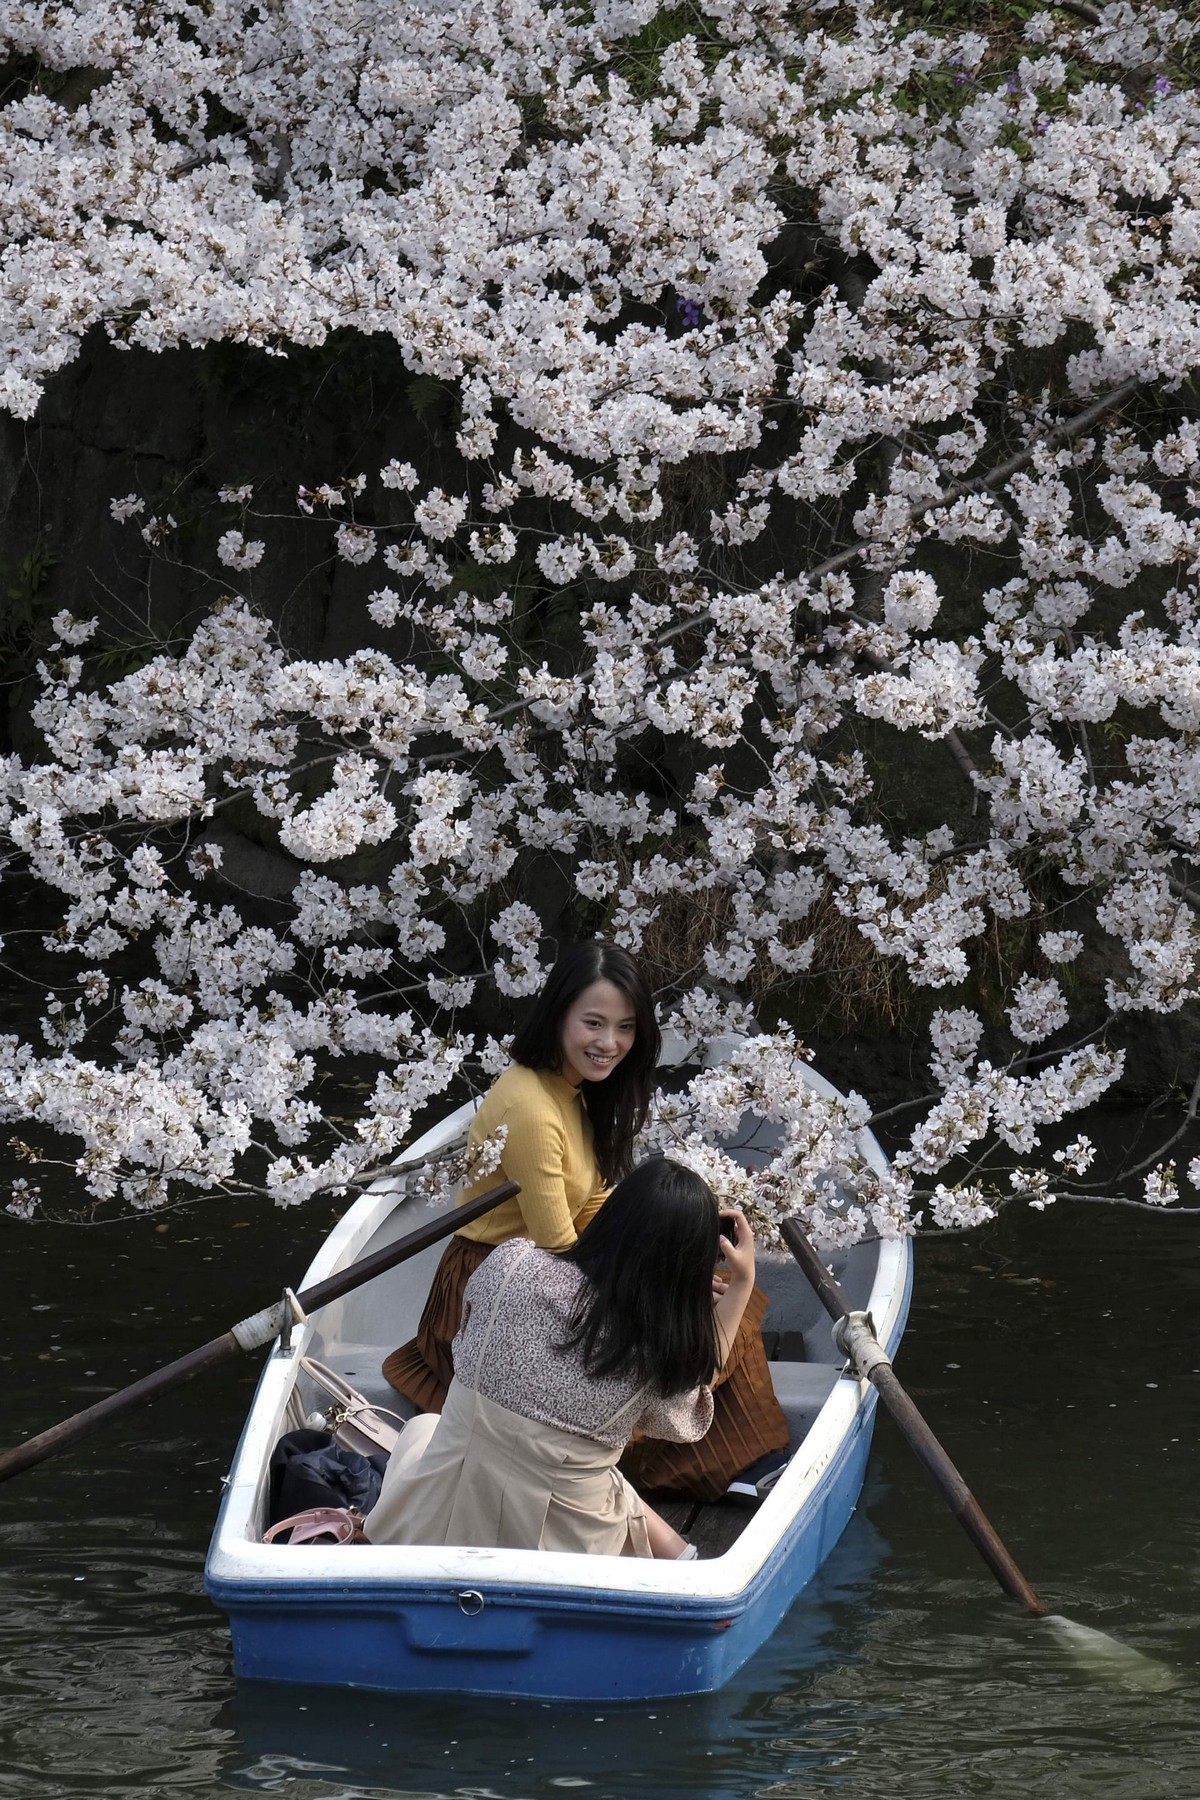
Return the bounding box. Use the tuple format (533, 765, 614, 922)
(779, 1217, 1047, 1617)
(0, 1178, 518, 1486)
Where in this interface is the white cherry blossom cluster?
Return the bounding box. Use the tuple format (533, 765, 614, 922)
(646, 1034, 917, 1248)
(3, 0, 1200, 1221)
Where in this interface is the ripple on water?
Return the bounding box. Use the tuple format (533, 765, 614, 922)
(0, 1538, 233, 1797)
(5, 1186, 1200, 1799)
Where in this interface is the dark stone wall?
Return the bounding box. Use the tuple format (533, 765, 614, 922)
(0, 328, 469, 700)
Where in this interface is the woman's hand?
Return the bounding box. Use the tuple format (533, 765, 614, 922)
(712, 1210, 756, 1378)
(717, 1210, 756, 1289)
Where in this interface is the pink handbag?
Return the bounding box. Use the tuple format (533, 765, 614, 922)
(263, 1505, 367, 1545)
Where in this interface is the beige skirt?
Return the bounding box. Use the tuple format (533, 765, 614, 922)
(363, 1378, 651, 1558)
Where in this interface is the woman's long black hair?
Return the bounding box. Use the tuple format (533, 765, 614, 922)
(509, 940, 660, 1184)
(560, 1157, 720, 1396)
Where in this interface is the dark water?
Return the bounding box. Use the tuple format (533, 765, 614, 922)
(1, 1186, 1198, 1799)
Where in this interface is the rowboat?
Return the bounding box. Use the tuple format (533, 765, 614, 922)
(205, 1035, 912, 1699)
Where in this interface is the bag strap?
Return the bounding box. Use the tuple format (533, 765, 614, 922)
(263, 1506, 366, 1545)
(595, 1380, 652, 1436)
(301, 1357, 408, 1435)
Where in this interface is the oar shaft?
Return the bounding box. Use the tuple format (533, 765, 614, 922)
(865, 1354, 1047, 1615)
(295, 1179, 518, 1313)
(780, 1218, 1047, 1619)
(0, 1177, 518, 1487)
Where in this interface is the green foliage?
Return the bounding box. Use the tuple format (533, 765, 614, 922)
(0, 537, 187, 694)
(404, 375, 454, 422)
(904, 0, 1036, 27)
(608, 2, 723, 100)
(0, 539, 59, 685)
(6, 539, 56, 610)
(89, 634, 182, 680)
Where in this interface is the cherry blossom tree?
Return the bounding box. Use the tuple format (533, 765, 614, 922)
(1, 0, 1199, 1236)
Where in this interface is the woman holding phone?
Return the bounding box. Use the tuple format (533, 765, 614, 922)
(383, 940, 788, 1502)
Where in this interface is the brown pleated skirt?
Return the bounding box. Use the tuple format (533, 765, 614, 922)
(618, 1285, 790, 1504)
(381, 1237, 790, 1505)
(382, 1233, 493, 1414)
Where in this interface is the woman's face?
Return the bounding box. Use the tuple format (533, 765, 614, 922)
(559, 979, 637, 1086)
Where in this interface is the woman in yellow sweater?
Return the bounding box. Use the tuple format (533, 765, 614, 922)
(382, 940, 788, 1502)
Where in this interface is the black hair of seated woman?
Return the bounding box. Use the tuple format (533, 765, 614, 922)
(510, 938, 661, 1183)
(559, 1156, 721, 1396)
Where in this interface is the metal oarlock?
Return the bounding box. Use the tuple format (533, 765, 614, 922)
(833, 1309, 893, 1380)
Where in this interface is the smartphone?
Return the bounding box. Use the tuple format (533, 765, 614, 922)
(719, 1213, 738, 1244)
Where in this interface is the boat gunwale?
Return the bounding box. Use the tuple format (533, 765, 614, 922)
(205, 1375, 884, 1625)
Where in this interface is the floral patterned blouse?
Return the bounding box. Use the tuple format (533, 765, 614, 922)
(452, 1239, 714, 1449)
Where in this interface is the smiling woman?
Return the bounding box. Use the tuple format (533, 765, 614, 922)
(558, 981, 638, 1087)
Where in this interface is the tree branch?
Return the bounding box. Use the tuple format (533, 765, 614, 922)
(657, 378, 1147, 651)
(944, 729, 981, 787)
(1046, 0, 1101, 24)
(1168, 875, 1200, 916)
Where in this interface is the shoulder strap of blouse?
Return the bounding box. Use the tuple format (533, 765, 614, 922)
(473, 1246, 652, 1435)
(474, 1241, 537, 1364)
(594, 1379, 652, 1435)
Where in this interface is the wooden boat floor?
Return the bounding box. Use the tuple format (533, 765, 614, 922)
(656, 1497, 755, 1560)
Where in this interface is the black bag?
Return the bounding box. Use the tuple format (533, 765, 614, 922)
(267, 1427, 388, 1529)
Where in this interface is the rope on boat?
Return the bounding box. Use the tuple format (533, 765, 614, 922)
(833, 1310, 892, 1380)
(231, 1288, 308, 1354)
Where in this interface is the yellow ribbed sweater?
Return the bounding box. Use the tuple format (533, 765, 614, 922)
(455, 1065, 609, 1251)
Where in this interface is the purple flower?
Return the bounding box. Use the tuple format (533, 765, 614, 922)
(677, 297, 703, 329)
(1154, 75, 1172, 97)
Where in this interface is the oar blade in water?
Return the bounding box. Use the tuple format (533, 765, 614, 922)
(1040, 1614, 1175, 1690)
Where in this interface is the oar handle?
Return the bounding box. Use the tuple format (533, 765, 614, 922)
(0, 1178, 518, 1487)
(779, 1217, 1048, 1619)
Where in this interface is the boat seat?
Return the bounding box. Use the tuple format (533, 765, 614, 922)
(304, 1351, 846, 1453)
(299, 1347, 421, 1423)
(767, 1359, 843, 1450)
